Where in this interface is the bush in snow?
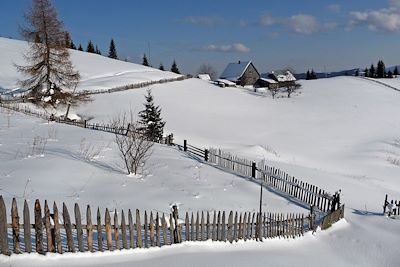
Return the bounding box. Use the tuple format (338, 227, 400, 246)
(112, 111, 153, 175)
(138, 89, 165, 142)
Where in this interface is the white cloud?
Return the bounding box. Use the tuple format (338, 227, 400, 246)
(183, 16, 223, 26)
(324, 21, 338, 30)
(287, 14, 319, 35)
(348, 8, 400, 32)
(328, 4, 341, 13)
(389, 0, 400, 8)
(259, 13, 276, 26)
(203, 43, 251, 53)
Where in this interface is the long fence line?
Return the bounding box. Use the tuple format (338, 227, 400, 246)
(360, 77, 400, 93)
(0, 196, 307, 255)
(182, 141, 339, 213)
(0, 76, 190, 103)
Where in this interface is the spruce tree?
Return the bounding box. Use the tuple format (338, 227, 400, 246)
(387, 70, 393, 78)
(355, 69, 359, 76)
(78, 44, 83, 51)
(138, 89, 165, 142)
(159, 63, 165, 71)
(65, 32, 71, 48)
(306, 70, 311, 80)
(70, 39, 76, 50)
(86, 40, 95, 53)
(369, 64, 375, 78)
(171, 60, 180, 74)
(142, 54, 150, 66)
(310, 69, 317, 79)
(394, 66, 399, 76)
(108, 38, 118, 59)
(95, 45, 101, 55)
(364, 67, 369, 77)
(376, 60, 385, 78)
(16, 0, 80, 106)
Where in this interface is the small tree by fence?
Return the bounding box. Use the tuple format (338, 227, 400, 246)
(0, 196, 308, 255)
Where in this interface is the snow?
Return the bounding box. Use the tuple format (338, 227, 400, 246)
(0, 37, 182, 94)
(1, 38, 400, 266)
(197, 74, 211, 81)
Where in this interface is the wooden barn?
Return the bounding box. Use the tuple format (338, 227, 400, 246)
(257, 69, 297, 89)
(219, 61, 260, 86)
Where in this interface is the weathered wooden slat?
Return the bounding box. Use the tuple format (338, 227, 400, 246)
(53, 202, 62, 253)
(195, 212, 199, 241)
(212, 211, 216, 241)
(200, 211, 204, 241)
(114, 210, 120, 250)
(149, 212, 154, 247)
(136, 209, 142, 248)
(234, 212, 238, 242)
(162, 214, 168, 245)
(63, 203, 75, 252)
(172, 206, 180, 243)
(206, 211, 210, 240)
(105, 208, 113, 251)
(185, 212, 189, 241)
(0, 196, 8, 255)
(144, 211, 149, 248)
(238, 213, 242, 240)
(216, 211, 221, 241)
(243, 212, 247, 241)
(301, 214, 304, 235)
(128, 209, 134, 249)
(75, 203, 84, 252)
(23, 200, 32, 253)
(86, 205, 93, 252)
(221, 211, 226, 242)
(251, 213, 255, 240)
(34, 200, 44, 254)
(97, 207, 103, 252)
(156, 213, 160, 247)
(228, 211, 233, 243)
(11, 198, 20, 254)
(121, 210, 128, 249)
(44, 201, 54, 253)
(169, 213, 174, 244)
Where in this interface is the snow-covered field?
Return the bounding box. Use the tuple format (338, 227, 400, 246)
(0, 37, 181, 94)
(0, 38, 400, 266)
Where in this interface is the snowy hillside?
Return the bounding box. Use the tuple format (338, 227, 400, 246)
(0, 36, 400, 266)
(0, 37, 182, 93)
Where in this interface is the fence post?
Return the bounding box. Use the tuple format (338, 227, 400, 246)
(204, 149, 209, 162)
(383, 194, 388, 214)
(252, 162, 256, 178)
(84, 120, 87, 128)
(184, 140, 187, 152)
(172, 205, 180, 243)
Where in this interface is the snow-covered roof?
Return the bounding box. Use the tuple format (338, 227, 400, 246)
(216, 79, 237, 86)
(270, 70, 296, 82)
(198, 74, 211, 81)
(220, 61, 251, 82)
(260, 78, 277, 84)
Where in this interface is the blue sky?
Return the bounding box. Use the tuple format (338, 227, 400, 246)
(2, 0, 400, 75)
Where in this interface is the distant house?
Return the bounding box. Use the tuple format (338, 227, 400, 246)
(219, 61, 260, 86)
(257, 69, 296, 89)
(197, 74, 211, 81)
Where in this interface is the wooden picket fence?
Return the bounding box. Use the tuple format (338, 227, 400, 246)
(206, 147, 336, 212)
(0, 196, 307, 255)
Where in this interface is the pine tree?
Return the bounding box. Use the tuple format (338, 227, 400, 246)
(355, 69, 359, 76)
(171, 60, 180, 74)
(64, 32, 71, 48)
(376, 60, 386, 78)
(108, 38, 118, 59)
(310, 69, 317, 79)
(306, 70, 311, 80)
(159, 63, 164, 71)
(95, 45, 101, 55)
(16, 0, 80, 106)
(86, 40, 95, 53)
(142, 54, 150, 66)
(394, 66, 399, 76)
(138, 89, 166, 142)
(78, 44, 83, 51)
(70, 39, 76, 50)
(387, 70, 393, 78)
(369, 64, 375, 78)
(364, 67, 369, 77)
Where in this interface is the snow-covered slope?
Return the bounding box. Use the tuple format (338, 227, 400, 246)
(0, 37, 181, 93)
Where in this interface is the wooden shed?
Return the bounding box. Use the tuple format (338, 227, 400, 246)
(219, 61, 260, 86)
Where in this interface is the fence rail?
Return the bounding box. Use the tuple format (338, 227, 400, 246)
(0, 196, 307, 255)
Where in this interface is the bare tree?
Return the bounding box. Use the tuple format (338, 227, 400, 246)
(111, 111, 153, 175)
(269, 86, 279, 99)
(16, 0, 80, 107)
(286, 83, 301, 98)
(197, 63, 217, 81)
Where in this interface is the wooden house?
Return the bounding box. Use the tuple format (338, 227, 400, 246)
(219, 61, 260, 86)
(257, 69, 296, 89)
